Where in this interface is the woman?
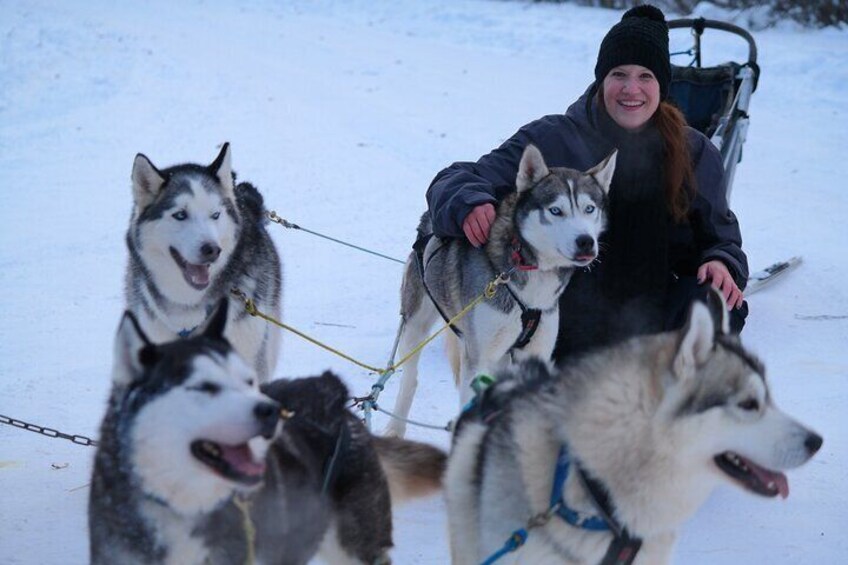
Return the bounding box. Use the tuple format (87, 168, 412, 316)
(425, 4, 748, 362)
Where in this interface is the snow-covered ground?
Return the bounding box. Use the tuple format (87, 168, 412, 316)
(1, 1, 846, 563)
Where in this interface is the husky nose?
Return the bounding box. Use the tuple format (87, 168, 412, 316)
(575, 235, 595, 254)
(805, 432, 823, 455)
(200, 243, 221, 263)
(254, 401, 280, 439)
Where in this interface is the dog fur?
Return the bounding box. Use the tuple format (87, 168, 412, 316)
(445, 289, 823, 564)
(386, 144, 616, 437)
(89, 302, 447, 564)
(125, 143, 281, 382)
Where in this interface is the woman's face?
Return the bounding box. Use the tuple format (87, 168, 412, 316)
(602, 65, 660, 132)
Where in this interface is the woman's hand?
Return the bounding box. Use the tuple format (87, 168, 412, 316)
(462, 203, 496, 247)
(698, 260, 744, 309)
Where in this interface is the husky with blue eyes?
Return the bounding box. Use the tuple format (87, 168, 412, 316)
(386, 144, 616, 438)
(125, 143, 281, 382)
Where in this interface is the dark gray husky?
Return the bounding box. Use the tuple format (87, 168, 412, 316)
(387, 144, 616, 437)
(89, 301, 446, 564)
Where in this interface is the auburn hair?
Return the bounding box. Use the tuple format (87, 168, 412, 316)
(654, 100, 695, 222)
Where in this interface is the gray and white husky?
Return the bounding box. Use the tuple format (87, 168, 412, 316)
(90, 301, 447, 565)
(126, 142, 281, 381)
(386, 144, 616, 437)
(90, 301, 280, 564)
(445, 288, 823, 564)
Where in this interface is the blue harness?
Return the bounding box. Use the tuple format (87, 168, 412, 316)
(482, 445, 642, 565)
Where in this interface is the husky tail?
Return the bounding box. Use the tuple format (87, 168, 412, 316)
(372, 436, 447, 503)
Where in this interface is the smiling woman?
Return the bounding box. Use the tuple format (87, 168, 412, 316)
(425, 3, 750, 363)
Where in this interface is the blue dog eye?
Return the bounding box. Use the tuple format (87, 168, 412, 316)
(549, 207, 562, 216)
(172, 210, 188, 221)
(584, 205, 595, 214)
(211, 211, 220, 220)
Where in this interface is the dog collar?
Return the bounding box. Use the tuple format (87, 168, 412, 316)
(510, 236, 538, 271)
(177, 303, 218, 338)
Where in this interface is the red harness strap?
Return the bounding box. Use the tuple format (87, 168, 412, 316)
(511, 237, 538, 271)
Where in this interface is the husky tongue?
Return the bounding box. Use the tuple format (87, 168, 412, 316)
(185, 262, 210, 286)
(746, 459, 790, 498)
(220, 444, 266, 478)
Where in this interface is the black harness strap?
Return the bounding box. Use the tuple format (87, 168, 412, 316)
(576, 467, 643, 565)
(414, 233, 542, 349)
(413, 234, 463, 337)
(321, 421, 350, 495)
(503, 284, 542, 350)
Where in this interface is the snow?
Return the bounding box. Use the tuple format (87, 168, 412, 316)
(1, 1, 846, 563)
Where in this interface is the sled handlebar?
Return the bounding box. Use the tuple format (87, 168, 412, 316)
(669, 18, 757, 66)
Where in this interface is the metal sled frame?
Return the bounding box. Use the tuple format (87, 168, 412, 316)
(668, 18, 759, 204)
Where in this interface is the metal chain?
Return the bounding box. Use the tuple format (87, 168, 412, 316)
(0, 413, 99, 447)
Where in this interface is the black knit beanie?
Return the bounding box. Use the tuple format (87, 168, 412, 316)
(594, 4, 671, 100)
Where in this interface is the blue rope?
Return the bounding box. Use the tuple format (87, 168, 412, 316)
(480, 529, 527, 565)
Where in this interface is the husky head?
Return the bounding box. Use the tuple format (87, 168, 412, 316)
(112, 300, 279, 516)
(130, 143, 239, 303)
(661, 288, 823, 501)
(513, 145, 616, 270)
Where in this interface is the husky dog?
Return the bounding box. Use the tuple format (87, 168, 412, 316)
(89, 301, 280, 564)
(90, 302, 447, 565)
(386, 144, 616, 437)
(259, 372, 448, 564)
(126, 143, 281, 381)
(445, 289, 823, 564)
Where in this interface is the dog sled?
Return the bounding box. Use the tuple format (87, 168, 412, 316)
(668, 17, 800, 294)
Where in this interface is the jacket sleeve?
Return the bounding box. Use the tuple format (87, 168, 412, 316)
(426, 125, 540, 238)
(689, 133, 750, 287)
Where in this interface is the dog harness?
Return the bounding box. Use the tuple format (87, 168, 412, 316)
(481, 444, 643, 565)
(177, 303, 218, 338)
(551, 446, 643, 565)
(413, 234, 542, 351)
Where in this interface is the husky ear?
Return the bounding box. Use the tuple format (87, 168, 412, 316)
(672, 299, 717, 381)
(704, 285, 731, 335)
(131, 153, 166, 209)
(516, 144, 550, 193)
(587, 150, 617, 195)
(112, 312, 157, 386)
(209, 142, 235, 198)
(200, 299, 229, 341)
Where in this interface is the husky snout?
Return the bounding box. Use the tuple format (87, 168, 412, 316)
(574, 233, 597, 261)
(200, 241, 222, 263)
(805, 431, 823, 455)
(254, 399, 280, 439)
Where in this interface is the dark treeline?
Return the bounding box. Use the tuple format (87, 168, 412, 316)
(529, 1, 847, 28)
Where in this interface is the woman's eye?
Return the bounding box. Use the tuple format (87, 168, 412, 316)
(549, 207, 562, 216)
(211, 211, 221, 220)
(172, 210, 188, 221)
(584, 205, 595, 214)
